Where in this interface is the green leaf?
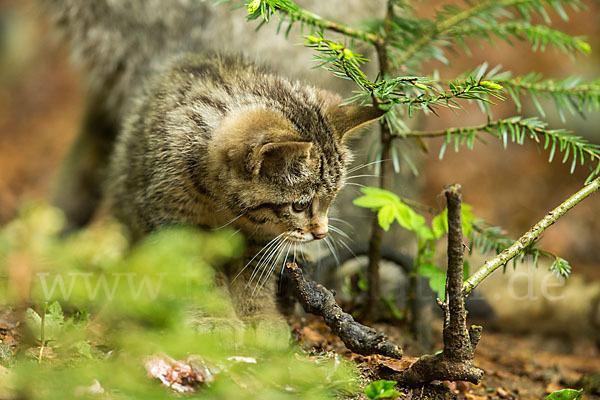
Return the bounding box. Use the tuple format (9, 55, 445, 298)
(463, 260, 470, 281)
(417, 262, 447, 299)
(378, 205, 396, 231)
(25, 308, 42, 341)
(357, 271, 369, 291)
(73, 341, 94, 359)
(429, 274, 447, 301)
(545, 388, 583, 400)
(353, 187, 398, 209)
(381, 296, 404, 321)
(432, 209, 448, 239)
(480, 80, 503, 90)
(415, 224, 435, 241)
(247, 0, 261, 14)
(25, 301, 65, 343)
(461, 204, 476, 238)
(364, 380, 403, 399)
(416, 262, 442, 278)
(354, 188, 432, 237)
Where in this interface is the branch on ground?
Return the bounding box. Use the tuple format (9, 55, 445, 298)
(284, 262, 403, 359)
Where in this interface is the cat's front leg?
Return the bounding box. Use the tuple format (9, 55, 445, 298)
(226, 256, 292, 346)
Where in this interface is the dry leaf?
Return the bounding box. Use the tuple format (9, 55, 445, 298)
(145, 355, 209, 393)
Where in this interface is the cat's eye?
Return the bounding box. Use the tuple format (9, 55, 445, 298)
(292, 201, 310, 213)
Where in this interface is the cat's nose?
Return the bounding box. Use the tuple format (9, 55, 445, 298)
(312, 229, 328, 240)
(310, 215, 328, 240)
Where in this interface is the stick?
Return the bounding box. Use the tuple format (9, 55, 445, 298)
(284, 262, 402, 359)
(381, 185, 484, 386)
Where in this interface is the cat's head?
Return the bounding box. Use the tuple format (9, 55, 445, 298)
(209, 92, 384, 243)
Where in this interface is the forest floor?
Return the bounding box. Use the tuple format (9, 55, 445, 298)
(1, 306, 599, 399)
(289, 315, 600, 399)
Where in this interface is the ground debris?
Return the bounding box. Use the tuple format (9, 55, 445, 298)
(145, 354, 215, 393)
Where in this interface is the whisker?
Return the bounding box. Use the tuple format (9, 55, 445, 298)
(249, 236, 287, 288)
(233, 232, 284, 282)
(346, 159, 389, 174)
(293, 243, 297, 265)
(343, 182, 366, 188)
(227, 227, 243, 240)
(331, 235, 359, 261)
(278, 241, 294, 292)
(328, 217, 353, 230)
(211, 214, 243, 230)
(251, 235, 289, 286)
(323, 236, 340, 269)
(345, 174, 380, 180)
(328, 224, 351, 240)
(254, 239, 290, 296)
(244, 224, 261, 242)
(300, 243, 307, 264)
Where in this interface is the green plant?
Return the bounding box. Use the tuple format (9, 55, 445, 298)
(25, 301, 91, 361)
(364, 379, 403, 399)
(546, 388, 584, 400)
(0, 204, 358, 399)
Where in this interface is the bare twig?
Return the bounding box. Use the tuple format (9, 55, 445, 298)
(463, 176, 600, 295)
(38, 302, 48, 363)
(284, 262, 403, 359)
(364, 0, 395, 320)
(382, 185, 484, 386)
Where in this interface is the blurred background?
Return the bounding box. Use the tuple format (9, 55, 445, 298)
(0, 0, 599, 344)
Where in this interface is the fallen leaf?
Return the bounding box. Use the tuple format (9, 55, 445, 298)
(455, 381, 471, 393)
(300, 326, 327, 346)
(145, 355, 210, 393)
(496, 387, 512, 398)
(375, 356, 417, 372)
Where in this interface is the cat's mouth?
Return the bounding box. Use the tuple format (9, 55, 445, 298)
(285, 232, 317, 243)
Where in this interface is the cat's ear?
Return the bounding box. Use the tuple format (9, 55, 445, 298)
(248, 141, 313, 176)
(327, 105, 386, 142)
(318, 91, 385, 141)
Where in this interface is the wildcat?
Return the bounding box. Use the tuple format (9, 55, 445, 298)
(43, 1, 385, 318)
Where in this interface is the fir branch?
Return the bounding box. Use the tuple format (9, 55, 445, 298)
(280, 7, 382, 46)
(448, 21, 591, 56)
(449, 64, 600, 118)
(246, 0, 382, 45)
(393, 0, 585, 68)
(401, 116, 600, 182)
(305, 35, 504, 113)
(463, 176, 600, 295)
(496, 73, 600, 118)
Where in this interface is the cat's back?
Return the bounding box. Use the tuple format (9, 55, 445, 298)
(43, 0, 384, 117)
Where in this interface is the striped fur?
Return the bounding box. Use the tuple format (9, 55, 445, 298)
(106, 52, 382, 242)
